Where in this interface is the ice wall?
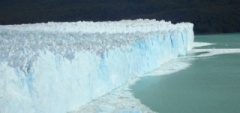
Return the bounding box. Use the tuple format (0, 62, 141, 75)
(0, 19, 194, 113)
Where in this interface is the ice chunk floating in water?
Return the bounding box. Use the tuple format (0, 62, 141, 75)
(0, 19, 194, 113)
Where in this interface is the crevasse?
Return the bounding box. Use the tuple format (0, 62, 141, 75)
(0, 19, 194, 113)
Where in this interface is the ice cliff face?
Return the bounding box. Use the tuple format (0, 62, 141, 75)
(0, 19, 194, 113)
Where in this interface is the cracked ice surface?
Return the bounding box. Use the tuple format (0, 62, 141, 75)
(0, 19, 194, 113)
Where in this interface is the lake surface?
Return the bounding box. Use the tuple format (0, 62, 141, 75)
(130, 33, 240, 113)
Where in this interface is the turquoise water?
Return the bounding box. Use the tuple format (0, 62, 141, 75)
(195, 33, 240, 49)
(131, 33, 240, 113)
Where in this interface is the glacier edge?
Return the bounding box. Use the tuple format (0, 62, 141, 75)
(0, 19, 194, 113)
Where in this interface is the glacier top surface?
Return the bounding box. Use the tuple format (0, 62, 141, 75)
(0, 19, 193, 69)
(0, 19, 192, 33)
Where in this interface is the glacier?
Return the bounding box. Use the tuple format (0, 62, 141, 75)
(0, 19, 194, 113)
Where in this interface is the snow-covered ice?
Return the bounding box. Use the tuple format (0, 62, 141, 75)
(0, 19, 194, 113)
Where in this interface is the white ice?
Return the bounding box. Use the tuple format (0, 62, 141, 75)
(0, 19, 194, 113)
(192, 49, 240, 57)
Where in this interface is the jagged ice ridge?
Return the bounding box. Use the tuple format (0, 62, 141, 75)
(0, 19, 194, 113)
